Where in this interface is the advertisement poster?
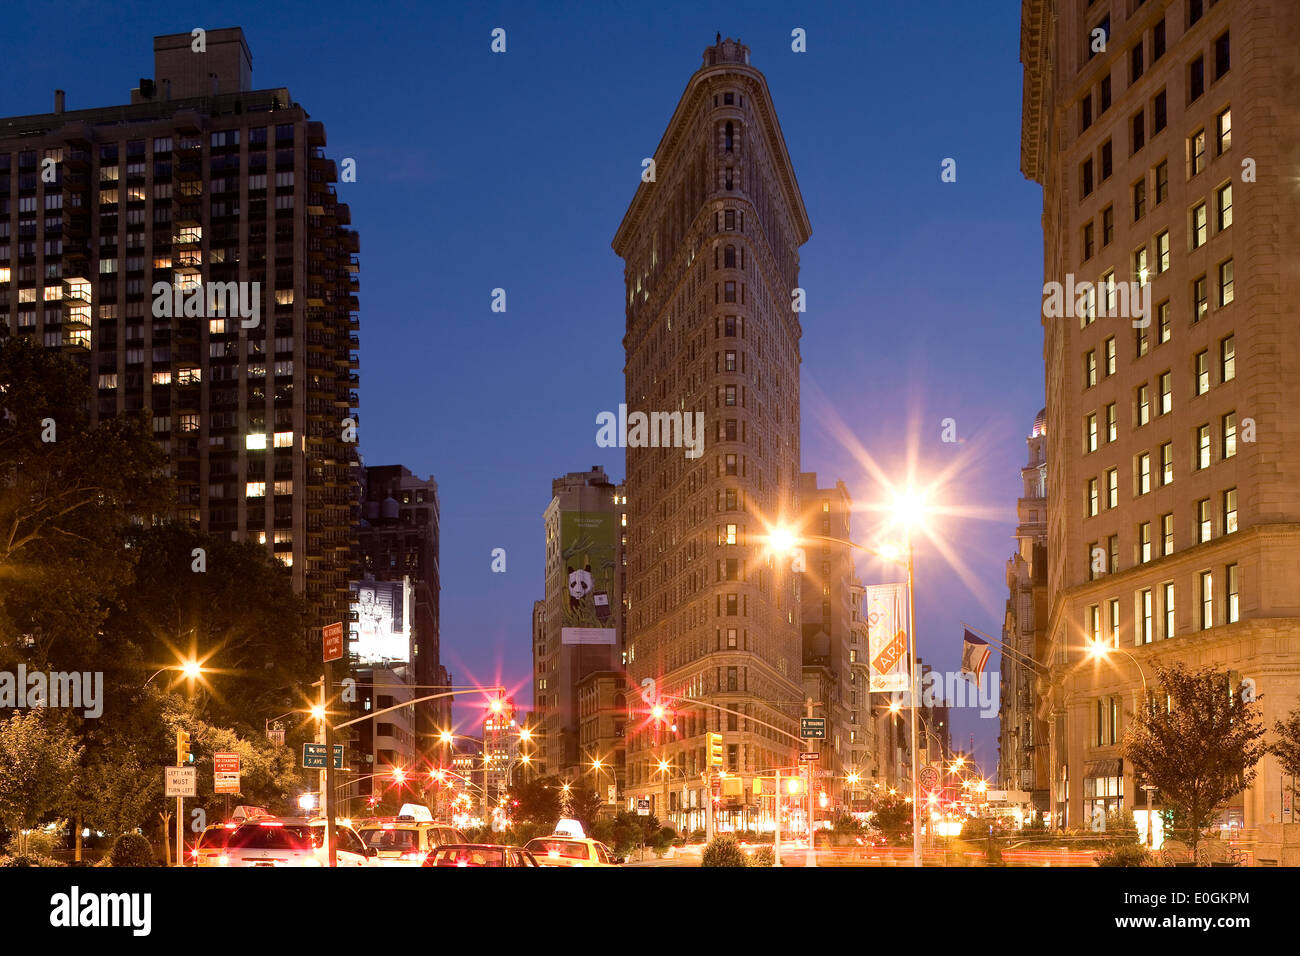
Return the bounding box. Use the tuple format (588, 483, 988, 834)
(865, 583, 910, 693)
(350, 578, 410, 662)
(560, 510, 617, 645)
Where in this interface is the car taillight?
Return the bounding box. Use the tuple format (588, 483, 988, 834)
(218, 854, 229, 866)
(401, 851, 426, 862)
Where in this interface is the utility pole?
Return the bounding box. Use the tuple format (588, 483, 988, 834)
(806, 698, 818, 867)
(323, 657, 338, 867)
(774, 768, 782, 867)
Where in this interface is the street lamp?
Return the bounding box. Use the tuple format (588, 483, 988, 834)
(1089, 640, 1155, 846)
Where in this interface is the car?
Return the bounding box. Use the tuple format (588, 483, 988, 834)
(190, 821, 240, 867)
(219, 818, 380, 867)
(423, 844, 540, 867)
(522, 836, 623, 867)
(356, 818, 468, 867)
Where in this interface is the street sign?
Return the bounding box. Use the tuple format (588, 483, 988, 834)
(637, 798, 650, 817)
(214, 752, 240, 774)
(214, 772, 240, 794)
(799, 717, 826, 739)
(919, 766, 940, 791)
(322, 621, 344, 662)
(302, 743, 344, 769)
(165, 766, 197, 798)
(798, 751, 820, 761)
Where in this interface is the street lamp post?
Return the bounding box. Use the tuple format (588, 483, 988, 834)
(1089, 640, 1152, 844)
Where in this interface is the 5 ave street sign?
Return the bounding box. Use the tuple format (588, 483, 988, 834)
(164, 766, 197, 798)
(302, 743, 344, 769)
(799, 717, 826, 739)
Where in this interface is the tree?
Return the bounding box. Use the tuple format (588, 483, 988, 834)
(507, 775, 563, 827)
(569, 787, 606, 830)
(1268, 706, 1300, 808)
(0, 338, 169, 670)
(1124, 662, 1266, 855)
(0, 711, 82, 856)
(872, 794, 913, 845)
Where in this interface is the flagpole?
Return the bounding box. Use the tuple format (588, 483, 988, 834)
(961, 622, 1049, 673)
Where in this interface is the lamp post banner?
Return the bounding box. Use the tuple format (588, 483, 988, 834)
(866, 583, 910, 693)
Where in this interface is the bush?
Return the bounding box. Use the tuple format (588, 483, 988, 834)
(6, 830, 59, 859)
(749, 846, 775, 867)
(1, 853, 62, 867)
(701, 835, 748, 867)
(1095, 844, 1152, 867)
(108, 834, 155, 868)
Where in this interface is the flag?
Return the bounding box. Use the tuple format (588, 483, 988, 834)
(961, 629, 991, 680)
(865, 583, 909, 693)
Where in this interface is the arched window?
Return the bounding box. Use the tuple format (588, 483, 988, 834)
(724, 245, 736, 268)
(725, 122, 734, 153)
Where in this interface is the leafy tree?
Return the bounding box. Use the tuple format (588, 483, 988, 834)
(1124, 662, 1266, 855)
(569, 787, 606, 831)
(872, 794, 914, 844)
(0, 338, 169, 670)
(701, 834, 748, 867)
(1268, 705, 1300, 807)
(507, 775, 563, 826)
(0, 711, 82, 856)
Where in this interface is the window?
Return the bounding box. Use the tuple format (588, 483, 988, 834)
(1196, 424, 1211, 470)
(1223, 488, 1238, 534)
(1086, 412, 1098, 452)
(1082, 158, 1094, 197)
(1135, 246, 1149, 287)
(1106, 468, 1118, 509)
(1155, 231, 1170, 273)
(1160, 441, 1174, 485)
(1222, 411, 1237, 459)
(1139, 589, 1153, 645)
(1083, 222, 1095, 260)
(1162, 513, 1175, 555)
(1085, 351, 1097, 388)
(1199, 570, 1214, 629)
(1163, 583, 1176, 639)
(1157, 300, 1171, 343)
(1109, 599, 1121, 647)
(1153, 20, 1166, 60)
(1088, 478, 1100, 517)
(1137, 384, 1150, 426)
(1191, 202, 1207, 248)
(1189, 0, 1204, 26)
(1137, 452, 1151, 495)
(1089, 541, 1100, 581)
(1155, 160, 1168, 203)
(1217, 183, 1232, 230)
(725, 523, 737, 545)
(1190, 130, 1206, 176)
(1218, 260, 1234, 306)
(726, 628, 737, 649)
(1195, 351, 1210, 395)
(1193, 276, 1209, 321)
(246, 481, 266, 498)
(1133, 177, 1147, 220)
(724, 281, 736, 303)
(1214, 31, 1230, 80)
(1100, 74, 1112, 112)
(1198, 498, 1212, 543)
(1081, 94, 1093, 133)
(1101, 142, 1113, 182)
(1103, 205, 1114, 245)
(1131, 42, 1144, 84)
(1109, 535, 1119, 573)
(1226, 564, 1239, 623)
(1159, 371, 1172, 414)
(1139, 522, 1152, 563)
(1153, 90, 1167, 133)
(1216, 108, 1232, 154)
(1106, 402, 1118, 442)
(1220, 335, 1235, 382)
(1131, 109, 1145, 152)
(1189, 56, 1205, 103)
(1089, 604, 1101, 645)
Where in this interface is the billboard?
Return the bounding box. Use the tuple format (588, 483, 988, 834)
(350, 578, 410, 663)
(560, 511, 617, 645)
(865, 583, 910, 693)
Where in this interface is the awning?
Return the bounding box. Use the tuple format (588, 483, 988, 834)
(1085, 758, 1123, 777)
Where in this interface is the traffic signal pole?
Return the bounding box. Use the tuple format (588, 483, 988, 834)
(323, 659, 338, 867)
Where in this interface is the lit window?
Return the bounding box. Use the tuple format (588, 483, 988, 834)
(274, 431, 294, 448)
(246, 481, 267, 498)
(246, 433, 267, 450)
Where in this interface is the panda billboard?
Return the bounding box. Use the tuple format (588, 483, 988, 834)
(560, 510, 617, 645)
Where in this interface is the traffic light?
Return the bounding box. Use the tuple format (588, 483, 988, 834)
(176, 730, 193, 766)
(708, 732, 723, 769)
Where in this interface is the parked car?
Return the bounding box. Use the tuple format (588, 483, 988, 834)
(423, 844, 539, 867)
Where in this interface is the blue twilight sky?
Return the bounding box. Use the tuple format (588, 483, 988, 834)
(4, 0, 1045, 773)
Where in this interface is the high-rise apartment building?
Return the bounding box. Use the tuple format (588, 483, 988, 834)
(798, 473, 875, 814)
(0, 28, 360, 626)
(996, 410, 1050, 811)
(1022, 0, 1300, 830)
(533, 466, 625, 784)
(613, 36, 812, 829)
(356, 464, 442, 760)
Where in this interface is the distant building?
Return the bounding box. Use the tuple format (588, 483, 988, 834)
(996, 409, 1050, 813)
(532, 466, 625, 788)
